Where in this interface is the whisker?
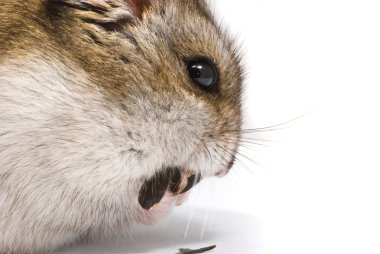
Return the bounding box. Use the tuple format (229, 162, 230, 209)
(215, 144, 256, 176)
(210, 143, 238, 169)
(214, 137, 267, 155)
(237, 151, 266, 169)
(199, 210, 209, 240)
(183, 211, 194, 240)
(239, 136, 274, 143)
(211, 145, 232, 168)
(237, 144, 262, 152)
(219, 143, 265, 170)
(201, 142, 213, 163)
(210, 135, 268, 149)
(222, 111, 313, 134)
(233, 155, 256, 176)
(240, 140, 267, 147)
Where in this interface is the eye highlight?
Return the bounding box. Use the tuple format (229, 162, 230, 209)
(186, 59, 218, 91)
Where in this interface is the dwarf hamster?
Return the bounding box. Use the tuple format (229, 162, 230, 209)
(0, 0, 244, 253)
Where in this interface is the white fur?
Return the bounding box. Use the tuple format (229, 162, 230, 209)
(0, 54, 235, 253)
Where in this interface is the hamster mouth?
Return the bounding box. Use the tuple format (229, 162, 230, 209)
(138, 167, 202, 210)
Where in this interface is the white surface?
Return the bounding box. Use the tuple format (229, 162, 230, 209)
(57, 207, 260, 254)
(59, 0, 380, 253)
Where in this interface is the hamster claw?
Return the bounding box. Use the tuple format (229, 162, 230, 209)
(179, 174, 202, 194)
(138, 167, 202, 210)
(138, 170, 170, 210)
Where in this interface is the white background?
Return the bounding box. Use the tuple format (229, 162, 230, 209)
(60, 0, 380, 253)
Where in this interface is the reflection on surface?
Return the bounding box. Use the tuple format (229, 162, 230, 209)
(56, 206, 261, 254)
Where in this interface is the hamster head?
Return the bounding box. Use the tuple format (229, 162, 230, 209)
(115, 0, 244, 178)
(107, 0, 244, 217)
(0, 0, 244, 248)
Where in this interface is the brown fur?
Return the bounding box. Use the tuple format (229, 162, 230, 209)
(0, 1, 244, 253)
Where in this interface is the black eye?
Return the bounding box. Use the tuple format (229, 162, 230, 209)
(187, 59, 218, 91)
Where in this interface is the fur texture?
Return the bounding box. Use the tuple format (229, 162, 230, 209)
(0, 0, 244, 253)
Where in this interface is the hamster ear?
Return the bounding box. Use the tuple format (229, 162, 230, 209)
(48, 0, 150, 22)
(124, 0, 151, 19)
